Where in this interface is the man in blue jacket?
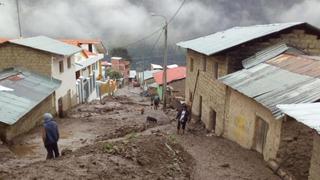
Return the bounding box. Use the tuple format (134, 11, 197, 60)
(42, 113, 60, 159)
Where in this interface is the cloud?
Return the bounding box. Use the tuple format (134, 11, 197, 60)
(0, 0, 319, 49)
(276, 0, 320, 26)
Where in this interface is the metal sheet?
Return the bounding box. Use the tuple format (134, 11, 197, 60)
(277, 103, 320, 134)
(177, 22, 304, 56)
(220, 63, 320, 119)
(10, 36, 82, 56)
(0, 68, 61, 125)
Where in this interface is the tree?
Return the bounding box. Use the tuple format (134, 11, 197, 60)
(106, 69, 122, 79)
(110, 47, 131, 61)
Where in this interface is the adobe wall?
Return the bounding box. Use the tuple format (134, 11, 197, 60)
(185, 49, 227, 135)
(225, 89, 282, 161)
(309, 134, 320, 180)
(276, 117, 314, 180)
(0, 94, 55, 142)
(0, 43, 52, 76)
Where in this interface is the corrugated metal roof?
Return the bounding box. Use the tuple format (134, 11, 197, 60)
(153, 66, 186, 85)
(220, 59, 320, 119)
(0, 68, 61, 125)
(277, 103, 320, 134)
(10, 36, 82, 56)
(242, 43, 290, 68)
(177, 22, 304, 56)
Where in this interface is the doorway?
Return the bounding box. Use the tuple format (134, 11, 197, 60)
(210, 108, 217, 132)
(253, 116, 269, 154)
(58, 97, 64, 118)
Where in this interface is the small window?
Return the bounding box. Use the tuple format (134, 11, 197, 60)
(203, 56, 207, 72)
(88, 44, 93, 52)
(213, 62, 218, 79)
(67, 57, 71, 69)
(59, 61, 64, 73)
(190, 58, 194, 72)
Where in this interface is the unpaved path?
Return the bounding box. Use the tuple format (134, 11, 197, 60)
(0, 86, 280, 179)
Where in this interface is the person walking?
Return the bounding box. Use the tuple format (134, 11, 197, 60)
(153, 94, 160, 110)
(176, 104, 190, 134)
(42, 113, 60, 159)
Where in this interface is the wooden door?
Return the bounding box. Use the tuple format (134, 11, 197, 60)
(58, 97, 63, 118)
(254, 117, 269, 154)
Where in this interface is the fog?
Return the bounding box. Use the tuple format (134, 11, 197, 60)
(1, 0, 320, 65)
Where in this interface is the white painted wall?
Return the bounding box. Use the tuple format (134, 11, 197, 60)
(51, 55, 77, 112)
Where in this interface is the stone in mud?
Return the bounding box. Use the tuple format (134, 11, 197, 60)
(61, 148, 72, 156)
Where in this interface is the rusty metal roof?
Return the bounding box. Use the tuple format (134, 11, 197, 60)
(177, 22, 307, 56)
(0, 68, 61, 125)
(277, 103, 320, 134)
(220, 52, 320, 119)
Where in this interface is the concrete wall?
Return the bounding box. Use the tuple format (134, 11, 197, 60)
(52, 56, 77, 112)
(225, 89, 282, 160)
(0, 44, 52, 76)
(309, 134, 320, 180)
(0, 94, 55, 142)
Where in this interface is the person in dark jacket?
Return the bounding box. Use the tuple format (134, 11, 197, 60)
(176, 104, 190, 134)
(42, 113, 60, 159)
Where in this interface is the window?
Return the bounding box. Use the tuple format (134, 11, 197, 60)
(203, 56, 207, 72)
(67, 57, 71, 69)
(88, 44, 93, 52)
(190, 58, 194, 72)
(213, 62, 218, 79)
(59, 61, 64, 73)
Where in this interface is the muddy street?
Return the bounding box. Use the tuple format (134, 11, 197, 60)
(0, 87, 279, 179)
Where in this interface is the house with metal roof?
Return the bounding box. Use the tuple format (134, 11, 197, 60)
(0, 68, 60, 141)
(61, 39, 107, 103)
(277, 103, 320, 180)
(218, 43, 320, 179)
(0, 36, 82, 117)
(176, 22, 320, 144)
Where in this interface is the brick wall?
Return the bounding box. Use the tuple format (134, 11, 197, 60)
(186, 50, 227, 135)
(309, 134, 320, 180)
(0, 43, 52, 76)
(0, 94, 55, 141)
(169, 79, 185, 97)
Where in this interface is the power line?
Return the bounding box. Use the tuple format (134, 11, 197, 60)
(122, 0, 187, 48)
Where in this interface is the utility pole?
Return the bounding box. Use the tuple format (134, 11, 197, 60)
(162, 21, 168, 110)
(151, 13, 168, 111)
(16, 0, 22, 37)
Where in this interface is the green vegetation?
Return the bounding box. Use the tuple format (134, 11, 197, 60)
(106, 69, 123, 79)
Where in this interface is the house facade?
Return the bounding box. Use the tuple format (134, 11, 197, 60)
(0, 68, 60, 141)
(0, 36, 82, 117)
(61, 39, 106, 103)
(177, 22, 320, 138)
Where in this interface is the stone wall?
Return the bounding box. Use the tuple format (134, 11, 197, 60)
(309, 134, 320, 180)
(0, 43, 52, 76)
(225, 89, 282, 161)
(276, 117, 314, 180)
(0, 94, 55, 142)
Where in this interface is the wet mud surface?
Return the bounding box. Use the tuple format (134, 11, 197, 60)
(0, 87, 280, 180)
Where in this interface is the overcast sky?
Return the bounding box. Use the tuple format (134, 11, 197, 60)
(1, 0, 320, 49)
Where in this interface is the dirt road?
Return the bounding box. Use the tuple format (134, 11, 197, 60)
(0, 87, 280, 180)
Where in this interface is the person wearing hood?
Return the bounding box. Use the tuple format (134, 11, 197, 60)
(42, 113, 60, 159)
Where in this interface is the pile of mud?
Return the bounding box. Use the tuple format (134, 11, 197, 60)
(1, 135, 194, 180)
